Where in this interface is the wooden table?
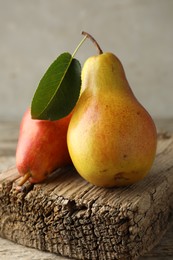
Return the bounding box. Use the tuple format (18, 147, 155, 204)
(0, 119, 173, 260)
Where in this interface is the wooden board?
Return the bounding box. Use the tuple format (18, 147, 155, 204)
(0, 133, 173, 260)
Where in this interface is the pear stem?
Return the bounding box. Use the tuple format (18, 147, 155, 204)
(82, 31, 103, 54)
(18, 172, 31, 186)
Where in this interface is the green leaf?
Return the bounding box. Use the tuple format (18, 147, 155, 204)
(31, 52, 81, 121)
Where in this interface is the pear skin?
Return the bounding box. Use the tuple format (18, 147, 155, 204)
(16, 108, 72, 185)
(67, 52, 157, 187)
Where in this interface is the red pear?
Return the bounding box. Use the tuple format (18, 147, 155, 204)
(16, 108, 72, 186)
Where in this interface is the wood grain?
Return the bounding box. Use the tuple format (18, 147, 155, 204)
(0, 133, 173, 259)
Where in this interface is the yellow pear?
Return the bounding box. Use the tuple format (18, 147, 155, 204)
(67, 34, 157, 187)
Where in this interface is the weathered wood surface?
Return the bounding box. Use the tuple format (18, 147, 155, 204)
(0, 120, 173, 260)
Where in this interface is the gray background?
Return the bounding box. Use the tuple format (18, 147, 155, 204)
(0, 0, 173, 121)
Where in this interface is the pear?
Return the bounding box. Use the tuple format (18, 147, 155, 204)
(16, 108, 72, 187)
(67, 35, 157, 187)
